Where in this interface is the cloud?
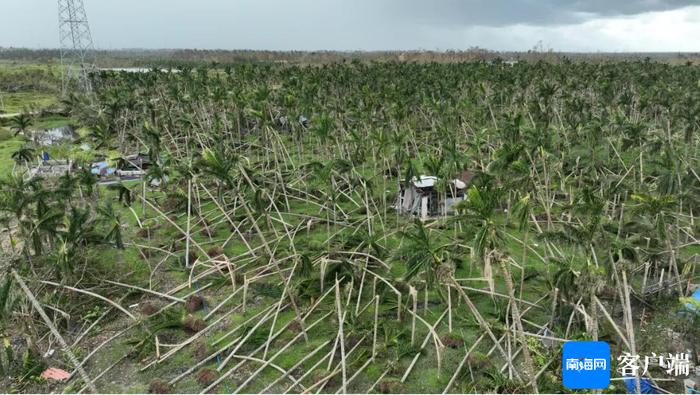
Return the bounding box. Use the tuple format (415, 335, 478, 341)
(384, 0, 700, 27)
(0, 0, 698, 51)
(572, 0, 697, 17)
(446, 5, 700, 52)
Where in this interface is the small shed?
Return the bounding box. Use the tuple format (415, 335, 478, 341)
(122, 154, 151, 169)
(116, 154, 152, 177)
(395, 175, 470, 220)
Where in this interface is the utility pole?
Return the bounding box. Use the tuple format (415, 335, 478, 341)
(58, 0, 96, 95)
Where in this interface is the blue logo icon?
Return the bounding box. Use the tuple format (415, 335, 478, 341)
(562, 341, 611, 389)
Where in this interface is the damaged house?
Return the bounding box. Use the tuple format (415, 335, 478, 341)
(116, 154, 152, 177)
(395, 171, 474, 220)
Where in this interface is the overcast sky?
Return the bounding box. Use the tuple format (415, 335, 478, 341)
(2, 0, 699, 52)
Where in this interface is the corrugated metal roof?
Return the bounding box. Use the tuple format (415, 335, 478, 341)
(411, 175, 438, 188)
(410, 176, 467, 189)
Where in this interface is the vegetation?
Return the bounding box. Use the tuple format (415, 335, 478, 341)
(0, 57, 698, 393)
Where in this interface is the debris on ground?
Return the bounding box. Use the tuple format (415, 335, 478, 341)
(41, 368, 70, 381)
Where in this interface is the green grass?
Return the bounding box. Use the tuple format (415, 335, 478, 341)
(0, 127, 13, 141)
(0, 92, 59, 114)
(33, 115, 73, 129)
(0, 60, 61, 114)
(0, 133, 25, 176)
(0, 59, 62, 73)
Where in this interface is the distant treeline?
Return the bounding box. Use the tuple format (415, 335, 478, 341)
(1, 47, 699, 67)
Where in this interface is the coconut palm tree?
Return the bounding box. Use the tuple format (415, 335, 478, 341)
(98, 203, 124, 249)
(9, 113, 33, 137)
(88, 120, 114, 149)
(76, 167, 98, 200)
(454, 184, 504, 292)
(198, 145, 237, 201)
(396, 219, 451, 288)
(107, 183, 133, 207)
(11, 146, 35, 169)
(0, 174, 37, 224)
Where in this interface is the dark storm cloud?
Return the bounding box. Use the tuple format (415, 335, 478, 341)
(382, 0, 699, 27)
(572, 0, 698, 17)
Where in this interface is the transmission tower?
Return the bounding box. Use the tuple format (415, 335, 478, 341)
(58, 0, 96, 94)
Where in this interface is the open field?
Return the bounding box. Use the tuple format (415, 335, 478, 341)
(0, 92, 59, 114)
(0, 59, 61, 114)
(0, 130, 23, 175)
(0, 57, 698, 394)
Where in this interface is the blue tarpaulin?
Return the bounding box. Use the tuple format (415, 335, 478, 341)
(90, 161, 116, 176)
(624, 377, 658, 394)
(685, 288, 700, 312)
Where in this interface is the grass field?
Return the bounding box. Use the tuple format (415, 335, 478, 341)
(0, 92, 59, 114)
(0, 60, 61, 114)
(0, 128, 23, 175)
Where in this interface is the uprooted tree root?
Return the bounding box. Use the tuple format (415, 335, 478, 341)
(196, 368, 218, 387)
(378, 379, 405, 394)
(182, 314, 206, 332)
(148, 379, 172, 394)
(185, 295, 205, 313)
